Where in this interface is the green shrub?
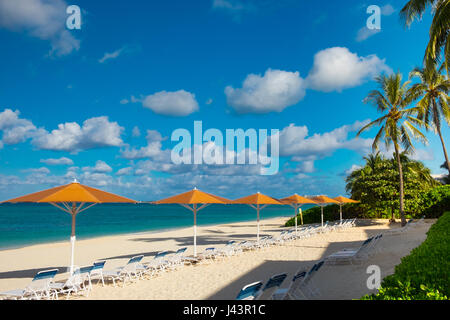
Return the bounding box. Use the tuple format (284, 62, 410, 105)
(361, 211, 450, 300)
(419, 185, 450, 218)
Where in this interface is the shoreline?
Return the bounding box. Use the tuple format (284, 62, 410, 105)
(0, 214, 292, 252)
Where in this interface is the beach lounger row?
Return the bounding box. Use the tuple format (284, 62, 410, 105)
(235, 260, 325, 300)
(0, 260, 107, 300)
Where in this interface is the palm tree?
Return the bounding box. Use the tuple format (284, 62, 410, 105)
(400, 0, 450, 72)
(409, 65, 450, 173)
(363, 151, 384, 171)
(357, 72, 428, 226)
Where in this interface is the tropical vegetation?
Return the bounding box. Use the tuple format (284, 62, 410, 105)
(357, 72, 428, 226)
(345, 152, 439, 220)
(409, 65, 450, 174)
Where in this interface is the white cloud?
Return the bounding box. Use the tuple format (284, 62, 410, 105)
(356, 27, 381, 42)
(116, 167, 133, 176)
(0, 109, 37, 145)
(21, 167, 50, 175)
(306, 47, 391, 92)
(121, 129, 165, 160)
(225, 69, 306, 113)
(82, 160, 113, 173)
(32, 116, 124, 152)
(98, 47, 124, 63)
(278, 120, 373, 159)
(0, 0, 80, 56)
(141, 90, 199, 116)
(80, 172, 113, 187)
(40, 157, 73, 165)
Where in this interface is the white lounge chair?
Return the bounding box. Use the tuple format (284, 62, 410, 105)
(236, 273, 287, 300)
(140, 251, 170, 276)
(326, 236, 377, 265)
(272, 261, 325, 300)
(103, 255, 144, 286)
(50, 265, 93, 299)
(89, 260, 106, 286)
(0, 269, 58, 300)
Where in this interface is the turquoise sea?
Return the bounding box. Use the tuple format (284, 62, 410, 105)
(0, 203, 313, 249)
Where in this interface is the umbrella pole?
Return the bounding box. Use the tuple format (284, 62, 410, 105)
(294, 204, 298, 237)
(340, 204, 342, 222)
(70, 203, 77, 275)
(257, 204, 260, 243)
(321, 206, 324, 227)
(193, 204, 197, 257)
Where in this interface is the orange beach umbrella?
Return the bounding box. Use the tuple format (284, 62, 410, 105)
(232, 192, 284, 242)
(153, 188, 230, 257)
(2, 180, 137, 274)
(309, 195, 340, 227)
(334, 196, 360, 222)
(281, 194, 318, 234)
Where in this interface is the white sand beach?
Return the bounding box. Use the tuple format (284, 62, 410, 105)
(0, 217, 433, 300)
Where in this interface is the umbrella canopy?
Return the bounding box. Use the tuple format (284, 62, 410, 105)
(232, 192, 284, 242)
(333, 196, 360, 222)
(309, 195, 340, 227)
(281, 194, 318, 233)
(334, 196, 360, 204)
(153, 188, 230, 257)
(3, 180, 137, 274)
(153, 188, 229, 205)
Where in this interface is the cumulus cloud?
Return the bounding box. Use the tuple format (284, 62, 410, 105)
(40, 157, 73, 165)
(83, 160, 113, 173)
(225, 69, 306, 113)
(121, 129, 166, 160)
(278, 119, 373, 160)
(306, 47, 391, 92)
(32, 116, 124, 152)
(83, 160, 112, 173)
(0, 0, 80, 56)
(116, 167, 133, 176)
(80, 172, 113, 187)
(141, 90, 199, 116)
(0, 109, 37, 145)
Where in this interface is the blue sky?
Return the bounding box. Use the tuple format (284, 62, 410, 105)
(0, 0, 448, 200)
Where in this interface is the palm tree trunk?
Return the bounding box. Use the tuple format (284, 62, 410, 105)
(390, 206, 395, 222)
(437, 126, 450, 174)
(394, 144, 407, 226)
